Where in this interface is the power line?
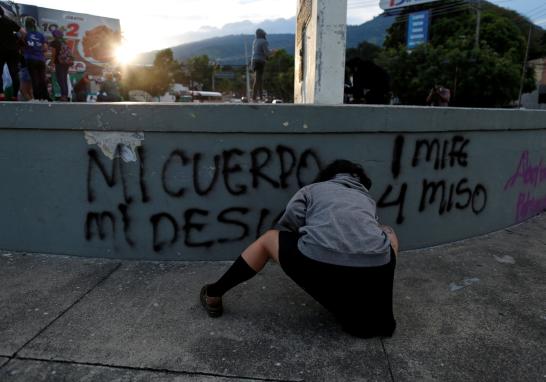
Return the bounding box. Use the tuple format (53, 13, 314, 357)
(347, 0, 546, 33)
(347, 0, 381, 7)
(346, 0, 546, 27)
(389, 1, 469, 16)
(386, 2, 472, 27)
(525, 4, 546, 17)
(521, 2, 546, 15)
(529, 8, 546, 20)
(347, 0, 381, 9)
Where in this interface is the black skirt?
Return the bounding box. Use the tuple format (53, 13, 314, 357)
(278, 231, 396, 338)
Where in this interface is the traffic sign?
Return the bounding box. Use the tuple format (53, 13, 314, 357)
(407, 10, 430, 49)
(215, 72, 235, 79)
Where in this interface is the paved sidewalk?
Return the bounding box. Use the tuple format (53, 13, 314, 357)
(0, 214, 545, 381)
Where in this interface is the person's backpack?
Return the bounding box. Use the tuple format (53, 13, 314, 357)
(57, 42, 74, 66)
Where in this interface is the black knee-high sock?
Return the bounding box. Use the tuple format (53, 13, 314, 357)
(207, 256, 257, 297)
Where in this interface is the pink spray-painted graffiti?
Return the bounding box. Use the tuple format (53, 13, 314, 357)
(504, 150, 546, 222)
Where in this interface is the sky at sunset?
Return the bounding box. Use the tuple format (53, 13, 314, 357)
(13, 0, 546, 58)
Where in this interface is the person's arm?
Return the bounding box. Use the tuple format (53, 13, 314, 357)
(262, 40, 272, 58)
(275, 188, 308, 232)
(50, 45, 57, 67)
(426, 88, 434, 104)
(16, 26, 26, 40)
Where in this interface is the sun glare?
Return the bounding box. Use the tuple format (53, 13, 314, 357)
(115, 44, 137, 65)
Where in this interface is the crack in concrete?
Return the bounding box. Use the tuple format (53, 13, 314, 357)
(0, 357, 9, 371)
(10, 263, 122, 359)
(380, 338, 395, 382)
(10, 356, 303, 382)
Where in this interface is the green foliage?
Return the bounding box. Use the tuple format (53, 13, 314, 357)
(186, 55, 214, 90)
(119, 66, 158, 98)
(214, 65, 247, 97)
(121, 48, 184, 97)
(154, 48, 188, 85)
(481, 1, 546, 60)
(263, 49, 294, 101)
(346, 41, 382, 63)
(379, 0, 539, 107)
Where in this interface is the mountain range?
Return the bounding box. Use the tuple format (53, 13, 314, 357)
(135, 14, 394, 66)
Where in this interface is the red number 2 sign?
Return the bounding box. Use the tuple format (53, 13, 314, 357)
(66, 23, 80, 37)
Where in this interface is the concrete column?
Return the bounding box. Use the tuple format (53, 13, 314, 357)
(294, 0, 347, 104)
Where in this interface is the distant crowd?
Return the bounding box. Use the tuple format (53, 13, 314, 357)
(0, 7, 120, 102)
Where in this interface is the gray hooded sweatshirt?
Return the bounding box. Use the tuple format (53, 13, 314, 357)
(275, 174, 391, 267)
(251, 29, 271, 64)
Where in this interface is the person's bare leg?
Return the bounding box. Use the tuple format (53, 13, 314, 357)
(203, 230, 280, 303)
(380, 225, 399, 256)
(21, 82, 33, 101)
(241, 229, 279, 272)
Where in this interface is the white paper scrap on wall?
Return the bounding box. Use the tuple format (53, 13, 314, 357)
(84, 131, 145, 162)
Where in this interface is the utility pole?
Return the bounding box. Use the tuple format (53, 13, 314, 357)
(212, 65, 215, 91)
(243, 35, 251, 100)
(518, 26, 533, 108)
(474, 0, 481, 50)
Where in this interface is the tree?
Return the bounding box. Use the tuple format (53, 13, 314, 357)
(346, 41, 382, 63)
(121, 49, 185, 97)
(480, 1, 546, 60)
(379, 0, 538, 107)
(186, 55, 214, 90)
(213, 65, 247, 97)
(154, 48, 188, 84)
(263, 49, 294, 101)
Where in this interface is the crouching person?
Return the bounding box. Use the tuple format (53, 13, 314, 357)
(200, 159, 399, 338)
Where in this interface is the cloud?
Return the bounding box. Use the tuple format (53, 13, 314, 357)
(533, 17, 546, 27)
(169, 16, 296, 45)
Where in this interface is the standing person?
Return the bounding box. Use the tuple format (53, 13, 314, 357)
(0, 6, 24, 101)
(73, 73, 90, 102)
(200, 159, 399, 338)
(251, 28, 271, 102)
(50, 29, 72, 101)
(346, 58, 391, 105)
(18, 54, 33, 100)
(97, 72, 121, 102)
(23, 18, 49, 101)
(426, 85, 451, 106)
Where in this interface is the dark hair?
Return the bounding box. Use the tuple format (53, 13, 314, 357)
(0, 7, 4, 17)
(314, 159, 372, 190)
(256, 28, 266, 38)
(25, 17, 36, 31)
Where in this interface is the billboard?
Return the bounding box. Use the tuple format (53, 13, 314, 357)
(0, 2, 120, 75)
(380, 0, 440, 10)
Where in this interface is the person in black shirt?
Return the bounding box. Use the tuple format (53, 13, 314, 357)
(50, 29, 71, 101)
(0, 6, 25, 101)
(97, 72, 121, 102)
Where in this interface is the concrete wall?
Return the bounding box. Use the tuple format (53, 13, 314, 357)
(521, 88, 546, 110)
(294, 0, 347, 104)
(1, 103, 545, 260)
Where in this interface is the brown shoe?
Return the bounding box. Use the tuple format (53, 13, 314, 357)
(200, 285, 223, 317)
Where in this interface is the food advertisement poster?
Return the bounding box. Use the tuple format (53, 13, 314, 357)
(1, 2, 120, 75)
